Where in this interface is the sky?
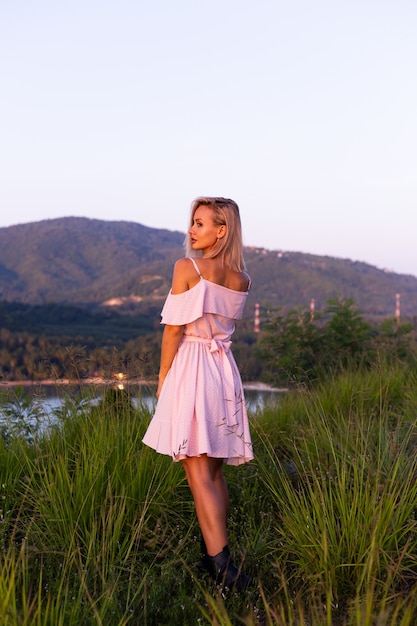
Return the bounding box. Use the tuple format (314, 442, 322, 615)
(1, 0, 417, 277)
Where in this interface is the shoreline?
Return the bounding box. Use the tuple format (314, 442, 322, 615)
(0, 379, 287, 392)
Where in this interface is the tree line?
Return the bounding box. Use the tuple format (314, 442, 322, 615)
(0, 299, 416, 384)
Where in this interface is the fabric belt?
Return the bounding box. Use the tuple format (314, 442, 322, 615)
(181, 335, 231, 352)
(180, 336, 239, 428)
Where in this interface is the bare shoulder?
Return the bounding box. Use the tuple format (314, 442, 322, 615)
(173, 257, 191, 273)
(171, 258, 200, 293)
(231, 270, 251, 292)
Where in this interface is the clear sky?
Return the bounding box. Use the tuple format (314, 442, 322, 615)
(1, 0, 416, 276)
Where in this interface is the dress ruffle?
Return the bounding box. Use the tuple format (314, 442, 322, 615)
(161, 279, 247, 326)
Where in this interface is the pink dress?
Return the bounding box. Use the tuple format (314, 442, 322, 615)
(142, 258, 254, 466)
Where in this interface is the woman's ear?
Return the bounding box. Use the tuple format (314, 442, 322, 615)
(217, 224, 227, 239)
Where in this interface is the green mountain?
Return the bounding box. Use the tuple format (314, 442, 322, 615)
(1, 217, 416, 319)
(0, 217, 183, 309)
(245, 249, 417, 319)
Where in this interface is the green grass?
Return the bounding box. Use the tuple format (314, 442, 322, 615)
(1, 364, 417, 624)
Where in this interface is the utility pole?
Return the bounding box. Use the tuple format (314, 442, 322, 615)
(254, 303, 260, 333)
(395, 293, 400, 324)
(310, 298, 315, 322)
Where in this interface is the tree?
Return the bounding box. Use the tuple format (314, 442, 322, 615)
(258, 308, 322, 385)
(258, 298, 415, 387)
(319, 298, 373, 374)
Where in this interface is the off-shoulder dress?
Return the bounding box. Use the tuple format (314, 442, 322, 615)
(142, 258, 253, 466)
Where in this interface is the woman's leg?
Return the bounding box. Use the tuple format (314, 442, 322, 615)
(181, 455, 228, 556)
(213, 464, 230, 521)
(182, 454, 253, 590)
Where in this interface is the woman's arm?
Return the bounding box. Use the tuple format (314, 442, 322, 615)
(156, 324, 184, 397)
(156, 259, 193, 397)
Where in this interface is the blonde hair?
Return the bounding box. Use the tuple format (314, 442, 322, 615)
(185, 197, 246, 272)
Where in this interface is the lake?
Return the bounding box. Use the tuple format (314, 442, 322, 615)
(0, 382, 284, 431)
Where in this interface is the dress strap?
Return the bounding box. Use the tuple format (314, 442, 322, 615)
(188, 257, 202, 278)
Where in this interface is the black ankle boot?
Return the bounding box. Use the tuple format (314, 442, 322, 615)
(203, 545, 253, 591)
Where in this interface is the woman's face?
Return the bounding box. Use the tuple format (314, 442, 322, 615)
(188, 205, 225, 255)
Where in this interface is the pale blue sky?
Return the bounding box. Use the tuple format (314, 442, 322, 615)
(1, 0, 416, 276)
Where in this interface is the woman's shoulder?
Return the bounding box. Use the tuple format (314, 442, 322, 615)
(173, 257, 190, 269)
(229, 270, 251, 292)
(171, 258, 201, 293)
(173, 257, 199, 272)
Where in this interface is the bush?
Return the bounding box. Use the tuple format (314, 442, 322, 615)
(258, 298, 416, 386)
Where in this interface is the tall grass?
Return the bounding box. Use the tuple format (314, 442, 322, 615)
(0, 388, 194, 624)
(1, 363, 417, 624)
(254, 362, 417, 625)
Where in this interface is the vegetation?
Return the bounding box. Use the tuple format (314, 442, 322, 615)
(1, 363, 417, 624)
(0, 301, 155, 337)
(0, 301, 260, 382)
(1, 297, 416, 386)
(0, 300, 162, 381)
(258, 298, 416, 386)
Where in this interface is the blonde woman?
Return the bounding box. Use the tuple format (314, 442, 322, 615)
(143, 197, 253, 590)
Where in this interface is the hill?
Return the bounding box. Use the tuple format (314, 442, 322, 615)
(0, 217, 416, 319)
(0, 217, 183, 309)
(245, 248, 417, 319)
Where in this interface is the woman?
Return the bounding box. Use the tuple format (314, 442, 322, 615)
(142, 197, 253, 590)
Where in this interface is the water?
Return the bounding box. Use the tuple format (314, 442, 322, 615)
(0, 383, 284, 435)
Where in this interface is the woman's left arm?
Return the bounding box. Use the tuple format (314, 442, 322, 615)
(156, 324, 184, 397)
(156, 259, 191, 397)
